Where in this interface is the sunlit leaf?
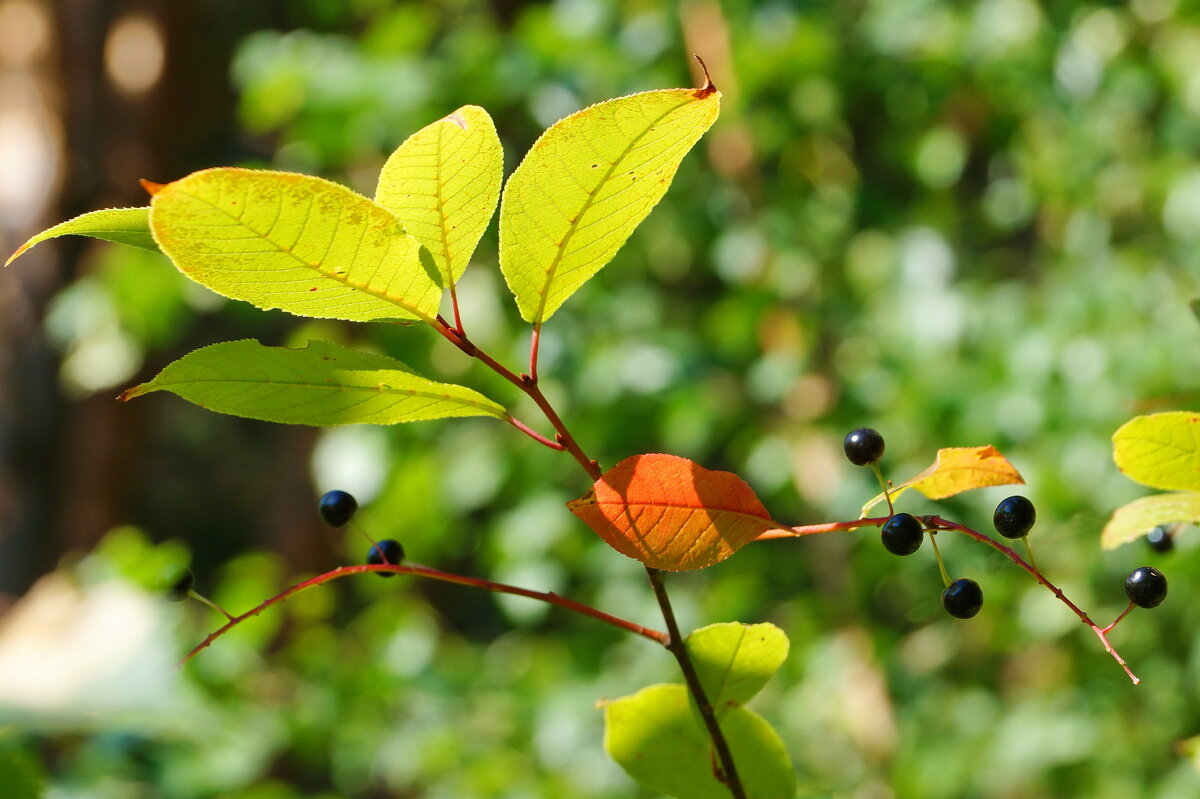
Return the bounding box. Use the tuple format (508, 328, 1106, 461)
(685, 623, 789, 709)
(375, 105, 502, 287)
(119, 339, 507, 426)
(1112, 412, 1200, 492)
(149, 168, 442, 323)
(861, 445, 1024, 516)
(1101, 492, 1200, 550)
(602, 683, 795, 799)
(6, 207, 157, 266)
(499, 81, 720, 323)
(567, 453, 784, 570)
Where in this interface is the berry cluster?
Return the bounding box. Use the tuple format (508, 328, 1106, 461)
(843, 427, 1172, 628)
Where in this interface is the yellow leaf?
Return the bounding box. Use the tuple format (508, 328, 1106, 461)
(375, 105, 502, 287)
(862, 445, 1024, 516)
(1112, 411, 1200, 492)
(1101, 491, 1200, 550)
(500, 82, 720, 323)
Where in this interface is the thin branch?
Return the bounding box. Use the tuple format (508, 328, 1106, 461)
(506, 415, 566, 450)
(647, 567, 747, 799)
(182, 562, 669, 667)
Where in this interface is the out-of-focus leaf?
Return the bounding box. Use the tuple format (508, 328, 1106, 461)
(375, 105, 502, 287)
(499, 82, 720, 323)
(602, 683, 795, 799)
(861, 445, 1024, 516)
(119, 339, 507, 426)
(1112, 412, 1200, 492)
(6, 207, 158, 265)
(0, 747, 45, 799)
(148, 168, 442, 322)
(1101, 492, 1200, 549)
(567, 453, 784, 570)
(685, 623, 789, 709)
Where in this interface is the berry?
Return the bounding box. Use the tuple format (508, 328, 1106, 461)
(881, 513, 924, 556)
(993, 495, 1035, 539)
(844, 428, 885, 466)
(1146, 526, 1174, 554)
(1124, 566, 1167, 608)
(367, 539, 405, 577)
(318, 490, 358, 528)
(162, 566, 194, 602)
(942, 578, 984, 619)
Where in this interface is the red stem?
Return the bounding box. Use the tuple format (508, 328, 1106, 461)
(181, 562, 668, 667)
(506, 415, 566, 450)
(530, 324, 542, 384)
(760, 514, 1141, 684)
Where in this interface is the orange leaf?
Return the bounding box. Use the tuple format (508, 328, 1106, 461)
(567, 454, 784, 570)
(861, 445, 1024, 516)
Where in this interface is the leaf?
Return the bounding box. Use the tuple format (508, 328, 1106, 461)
(375, 105, 502, 288)
(1101, 492, 1200, 550)
(567, 453, 785, 571)
(499, 81, 720, 323)
(6, 207, 158, 266)
(119, 339, 507, 426)
(685, 623, 789, 710)
(1112, 412, 1200, 492)
(602, 683, 795, 799)
(148, 168, 442, 323)
(861, 445, 1024, 516)
(0, 746, 45, 799)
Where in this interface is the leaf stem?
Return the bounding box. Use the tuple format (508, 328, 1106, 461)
(505, 414, 566, 450)
(530, 324, 542, 384)
(182, 562, 668, 667)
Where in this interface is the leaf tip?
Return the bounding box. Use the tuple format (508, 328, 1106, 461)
(692, 55, 718, 98)
(139, 178, 167, 197)
(4, 245, 26, 267)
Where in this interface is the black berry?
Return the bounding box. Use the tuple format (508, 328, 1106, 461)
(162, 566, 194, 602)
(367, 539, 405, 576)
(942, 578, 984, 619)
(993, 495, 1035, 539)
(844, 428, 885, 466)
(318, 490, 358, 528)
(1146, 526, 1174, 553)
(1124, 566, 1167, 608)
(881, 513, 924, 556)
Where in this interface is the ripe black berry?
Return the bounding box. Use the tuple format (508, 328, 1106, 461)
(942, 578, 984, 619)
(993, 495, 1035, 539)
(881, 513, 924, 556)
(1146, 526, 1174, 554)
(367, 539, 405, 577)
(162, 566, 194, 602)
(318, 490, 358, 528)
(1124, 566, 1167, 608)
(844, 428, 885, 466)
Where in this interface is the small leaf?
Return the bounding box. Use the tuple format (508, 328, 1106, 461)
(861, 445, 1024, 516)
(602, 683, 795, 799)
(149, 168, 442, 323)
(375, 105, 502, 287)
(6, 207, 157, 266)
(500, 83, 720, 323)
(1101, 492, 1200, 550)
(567, 453, 784, 570)
(685, 623, 789, 709)
(120, 339, 507, 426)
(1112, 412, 1200, 492)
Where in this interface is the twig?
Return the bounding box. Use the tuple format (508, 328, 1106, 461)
(182, 562, 668, 667)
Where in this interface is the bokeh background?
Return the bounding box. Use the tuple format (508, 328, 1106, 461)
(3, 0, 1200, 796)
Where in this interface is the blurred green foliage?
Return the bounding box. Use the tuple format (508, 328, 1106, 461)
(11, 0, 1200, 796)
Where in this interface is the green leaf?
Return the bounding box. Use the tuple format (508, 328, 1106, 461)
(6, 207, 157, 266)
(375, 105, 502, 287)
(603, 683, 795, 799)
(0, 746, 45, 799)
(1112, 411, 1200, 492)
(499, 82, 720, 323)
(1101, 492, 1200, 549)
(148, 168, 442, 323)
(685, 623, 789, 709)
(119, 339, 507, 426)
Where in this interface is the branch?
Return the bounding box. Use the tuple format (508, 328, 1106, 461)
(181, 562, 668, 667)
(760, 514, 1141, 684)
